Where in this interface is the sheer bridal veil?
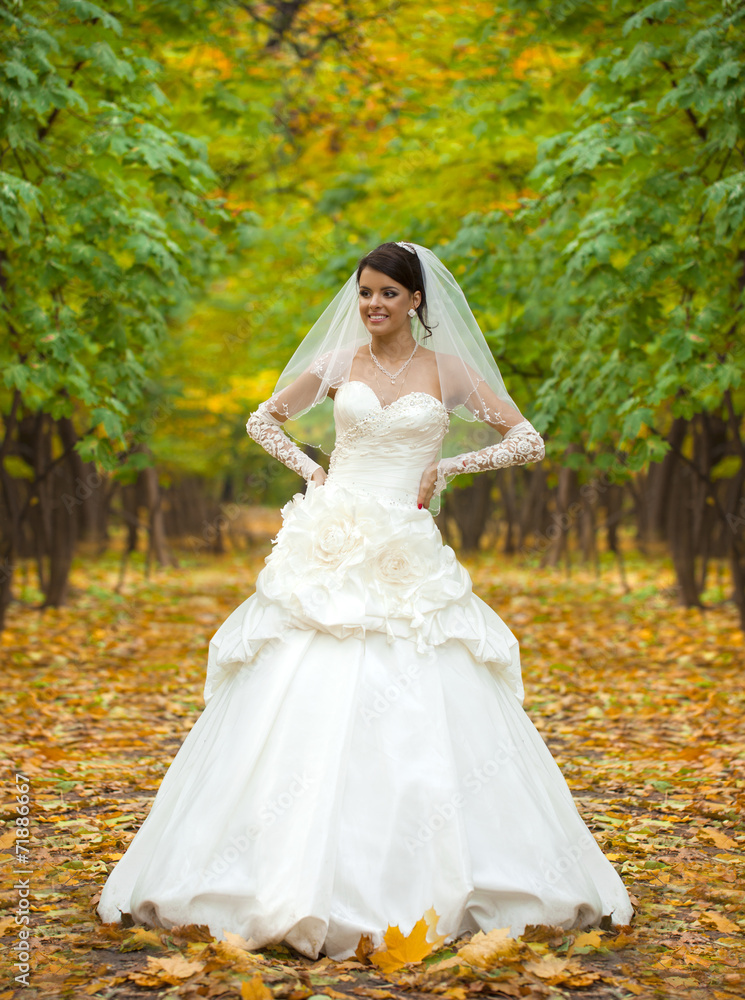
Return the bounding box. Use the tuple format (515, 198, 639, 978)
(262, 241, 526, 460)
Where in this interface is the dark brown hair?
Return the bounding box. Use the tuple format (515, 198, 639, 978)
(356, 242, 433, 337)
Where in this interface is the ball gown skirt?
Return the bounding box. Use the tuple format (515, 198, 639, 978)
(97, 383, 634, 960)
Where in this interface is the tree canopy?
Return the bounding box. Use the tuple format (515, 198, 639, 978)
(2, 0, 745, 622)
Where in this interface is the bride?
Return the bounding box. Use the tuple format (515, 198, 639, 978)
(97, 241, 634, 960)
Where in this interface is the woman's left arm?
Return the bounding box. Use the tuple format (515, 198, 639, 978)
(417, 374, 545, 507)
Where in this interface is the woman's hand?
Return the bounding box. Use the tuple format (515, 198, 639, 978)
(310, 468, 327, 486)
(417, 462, 439, 510)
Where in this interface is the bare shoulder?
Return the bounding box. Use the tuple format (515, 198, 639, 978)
(429, 347, 471, 372)
(415, 344, 441, 373)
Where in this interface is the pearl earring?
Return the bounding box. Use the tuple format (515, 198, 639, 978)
(407, 308, 416, 317)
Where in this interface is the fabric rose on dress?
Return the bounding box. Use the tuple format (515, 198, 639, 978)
(368, 533, 438, 623)
(267, 482, 378, 586)
(312, 515, 369, 572)
(371, 540, 426, 589)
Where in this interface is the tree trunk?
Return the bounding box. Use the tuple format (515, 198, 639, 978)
(667, 460, 703, 607)
(500, 467, 517, 555)
(649, 417, 689, 541)
(143, 465, 174, 571)
(626, 471, 650, 555)
(445, 472, 496, 553)
(116, 483, 140, 591)
(579, 498, 600, 576)
(43, 418, 80, 607)
(603, 484, 629, 592)
(541, 446, 581, 570)
(518, 464, 548, 554)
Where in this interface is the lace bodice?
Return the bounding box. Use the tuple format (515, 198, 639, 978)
(327, 382, 449, 505)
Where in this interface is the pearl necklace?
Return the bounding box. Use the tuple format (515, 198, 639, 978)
(368, 341, 418, 384)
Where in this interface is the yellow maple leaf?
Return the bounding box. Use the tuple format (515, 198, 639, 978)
(525, 955, 594, 986)
(121, 926, 164, 951)
(568, 929, 604, 955)
(145, 955, 204, 981)
(212, 940, 262, 968)
(524, 955, 571, 981)
(241, 974, 272, 1000)
(700, 827, 739, 850)
(566, 971, 601, 987)
(456, 927, 520, 969)
(370, 918, 434, 973)
(701, 910, 741, 934)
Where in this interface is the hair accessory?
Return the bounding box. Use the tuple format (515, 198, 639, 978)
(396, 241, 417, 254)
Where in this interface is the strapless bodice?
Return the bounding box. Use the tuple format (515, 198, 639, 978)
(326, 381, 450, 506)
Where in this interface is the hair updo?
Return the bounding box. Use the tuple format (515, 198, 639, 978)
(355, 242, 433, 337)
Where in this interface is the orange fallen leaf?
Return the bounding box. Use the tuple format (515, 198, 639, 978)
(355, 932, 375, 963)
(701, 911, 741, 934)
(568, 929, 604, 954)
(456, 927, 521, 968)
(241, 974, 273, 1000)
(120, 926, 164, 951)
(620, 984, 646, 996)
(370, 917, 434, 973)
(700, 827, 739, 850)
(137, 954, 204, 984)
(523, 955, 571, 980)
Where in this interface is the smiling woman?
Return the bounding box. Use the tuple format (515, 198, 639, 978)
(349, 249, 439, 415)
(97, 242, 633, 960)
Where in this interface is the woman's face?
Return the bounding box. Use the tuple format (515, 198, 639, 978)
(358, 267, 421, 337)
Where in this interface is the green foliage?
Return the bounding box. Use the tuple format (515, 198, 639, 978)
(441, 0, 745, 477)
(3, 0, 744, 498)
(0, 0, 240, 469)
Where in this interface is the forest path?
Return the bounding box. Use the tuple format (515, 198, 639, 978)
(2, 548, 743, 1000)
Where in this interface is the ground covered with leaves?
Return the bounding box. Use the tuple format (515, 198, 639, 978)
(1, 543, 744, 1000)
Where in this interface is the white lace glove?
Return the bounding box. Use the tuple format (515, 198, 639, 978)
(246, 402, 323, 482)
(434, 419, 545, 497)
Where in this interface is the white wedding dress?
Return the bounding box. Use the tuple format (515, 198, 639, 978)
(97, 381, 634, 959)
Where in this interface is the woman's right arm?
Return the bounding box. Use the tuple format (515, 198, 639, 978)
(246, 369, 327, 484)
